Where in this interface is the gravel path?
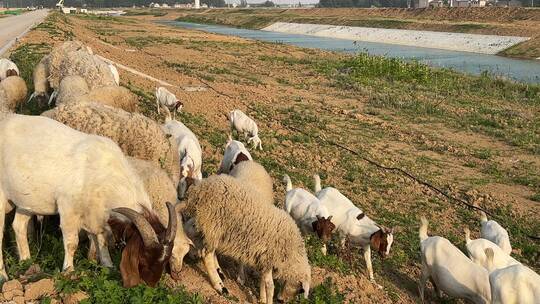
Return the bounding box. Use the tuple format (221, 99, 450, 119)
(263, 22, 530, 55)
(0, 9, 49, 56)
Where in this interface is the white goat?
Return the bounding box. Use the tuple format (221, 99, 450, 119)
(0, 58, 19, 81)
(0, 114, 155, 280)
(465, 227, 520, 271)
(156, 87, 182, 119)
(485, 248, 540, 304)
(161, 107, 202, 198)
(228, 109, 262, 150)
(480, 211, 512, 255)
(419, 217, 491, 304)
(314, 175, 393, 287)
(108, 63, 120, 85)
(283, 175, 335, 255)
(217, 135, 252, 174)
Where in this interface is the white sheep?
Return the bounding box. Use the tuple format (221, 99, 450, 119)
(0, 114, 175, 283)
(156, 87, 182, 119)
(0, 58, 20, 81)
(0, 76, 28, 113)
(228, 109, 262, 150)
(314, 175, 393, 287)
(43, 102, 180, 187)
(185, 175, 310, 303)
(480, 211, 512, 255)
(465, 227, 520, 271)
(485, 248, 540, 304)
(160, 108, 202, 198)
(230, 160, 274, 205)
(283, 174, 335, 255)
(418, 217, 491, 304)
(217, 135, 252, 174)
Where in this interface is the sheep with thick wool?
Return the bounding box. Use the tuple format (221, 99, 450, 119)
(185, 175, 310, 303)
(230, 160, 274, 205)
(55, 76, 138, 112)
(126, 157, 193, 279)
(43, 102, 179, 186)
(0, 76, 27, 113)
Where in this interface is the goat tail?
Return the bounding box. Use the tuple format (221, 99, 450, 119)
(313, 174, 321, 193)
(484, 248, 495, 272)
(283, 174, 292, 192)
(480, 211, 488, 223)
(464, 227, 471, 244)
(419, 216, 429, 242)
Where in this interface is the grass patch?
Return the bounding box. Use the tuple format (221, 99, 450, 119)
(125, 36, 183, 49)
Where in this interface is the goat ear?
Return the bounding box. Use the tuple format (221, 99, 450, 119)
(119, 236, 142, 288)
(370, 230, 382, 249)
(327, 216, 333, 221)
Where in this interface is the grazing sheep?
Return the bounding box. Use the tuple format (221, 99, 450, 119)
(464, 227, 519, 271)
(161, 109, 202, 198)
(0, 58, 20, 80)
(418, 217, 491, 304)
(43, 102, 180, 186)
(55, 76, 138, 112)
(314, 175, 393, 287)
(185, 175, 310, 303)
(126, 157, 193, 279)
(30, 41, 93, 104)
(108, 63, 120, 85)
(0, 114, 176, 286)
(156, 87, 182, 119)
(485, 248, 540, 304)
(0, 76, 28, 113)
(480, 211, 512, 255)
(283, 175, 335, 255)
(217, 135, 252, 174)
(228, 109, 262, 150)
(230, 161, 274, 205)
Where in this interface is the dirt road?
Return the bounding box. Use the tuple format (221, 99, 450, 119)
(0, 9, 49, 56)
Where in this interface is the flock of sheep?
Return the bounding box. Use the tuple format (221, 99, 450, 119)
(0, 40, 539, 303)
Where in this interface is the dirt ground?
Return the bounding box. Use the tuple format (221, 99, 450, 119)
(7, 11, 540, 303)
(167, 7, 540, 59)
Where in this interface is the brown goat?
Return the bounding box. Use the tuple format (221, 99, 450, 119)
(109, 202, 177, 287)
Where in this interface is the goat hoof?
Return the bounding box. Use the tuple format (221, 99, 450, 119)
(221, 287, 229, 295)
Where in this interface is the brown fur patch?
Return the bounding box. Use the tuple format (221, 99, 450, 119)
(109, 207, 173, 287)
(229, 152, 250, 172)
(312, 216, 336, 242)
(6, 69, 18, 77)
(370, 229, 389, 258)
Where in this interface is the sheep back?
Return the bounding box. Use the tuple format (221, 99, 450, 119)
(44, 102, 179, 185)
(0, 76, 28, 112)
(186, 174, 310, 283)
(55, 75, 90, 106)
(230, 161, 273, 205)
(81, 85, 138, 113)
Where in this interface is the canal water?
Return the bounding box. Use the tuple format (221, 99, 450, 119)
(163, 21, 540, 84)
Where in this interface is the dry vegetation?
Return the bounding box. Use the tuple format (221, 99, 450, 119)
(2, 10, 539, 303)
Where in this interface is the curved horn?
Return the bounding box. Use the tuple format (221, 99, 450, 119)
(164, 202, 178, 244)
(113, 207, 159, 248)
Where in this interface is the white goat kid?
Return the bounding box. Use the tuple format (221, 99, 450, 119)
(314, 175, 393, 287)
(156, 87, 182, 119)
(228, 109, 262, 150)
(161, 107, 202, 198)
(480, 211, 512, 255)
(485, 248, 540, 304)
(283, 175, 335, 255)
(0, 58, 19, 81)
(465, 228, 519, 271)
(217, 135, 252, 174)
(418, 217, 491, 304)
(0, 114, 153, 280)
